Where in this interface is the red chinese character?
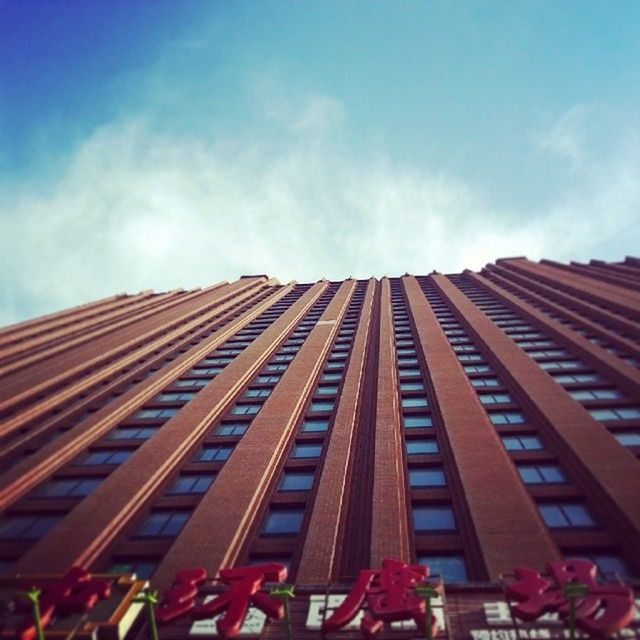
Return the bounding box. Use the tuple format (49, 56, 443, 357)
(16, 566, 111, 640)
(506, 560, 635, 637)
(322, 558, 439, 639)
(157, 563, 287, 638)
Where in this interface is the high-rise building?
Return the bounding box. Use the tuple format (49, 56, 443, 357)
(0, 256, 639, 638)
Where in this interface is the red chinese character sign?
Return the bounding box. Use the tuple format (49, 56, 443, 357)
(322, 558, 441, 639)
(14, 566, 111, 640)
(156, 563, 287, 638)
(505, 560, 635, 637)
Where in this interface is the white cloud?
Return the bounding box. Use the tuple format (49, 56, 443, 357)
(1, 99, 639, 325)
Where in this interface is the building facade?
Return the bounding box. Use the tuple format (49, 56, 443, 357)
(0, 256, 639, 638)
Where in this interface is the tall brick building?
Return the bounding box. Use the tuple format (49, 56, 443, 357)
(1, 256, 639, 638)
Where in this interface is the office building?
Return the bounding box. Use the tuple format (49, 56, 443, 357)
(0, 256, 639, 638)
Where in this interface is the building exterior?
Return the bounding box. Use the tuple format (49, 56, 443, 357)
(0, 256, 639, 638)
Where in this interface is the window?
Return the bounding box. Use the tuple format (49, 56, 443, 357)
(614, 432, 640, 446)
(0, 515, 61, 540)
(301, 419, 330, 433)
(107, 427, 158, 440)
(157, 392, 196, 403)
(538, 503, 596, 529)
(453, 345, 476, 352)
(80, 450, 132, 465)
(309, 401, 334, 412)
(404, 415, 433, 429)
(244, 388, 272, 398)
(262, 509, 304, 536)
(189, 367, 223, 376)
(518, 465, 566, 484)
(273, 354, 294, 362)
(175, 379, 210, 389)
(418, 555, 468, 581)
(257, 375, 281, 384)
(413, 506, 457, 532)
(316, 385, 339, 396)
(32, 478, 101, 498)
(409, 468, 446, 487)
(590, 407, 640, 421)
(464, 365, 491, 373)
(231, 404, 261, 416)
(195, 445, 233, 462)
(325, 361, 344, 370)
(539, 361, 583, 370)
(490, 412, 526, 425)
(216, 422, 249, 436)
(279, 472, 314, 492)
(167, 474, 214, 495)
(398, 358, 419, 366)
(109, 561, 157, 580)
(471, 378, 500, 388)
(406, 440, 439, 455)
(479, 393, 513, 405)
(401, 397, 429, 408)
(322, 372, 343, 382)
(134, 408, 178, 420)
(400, 382, 425, 392)
(569, 389, 623, 401)
(528, 350, 569, 359)
(502, 435, 543, 451)
(291, 444, 322, 458)
(136, 511, 189, 537)
(266, 364, 288, 372)
(458, 354, 483, 362)
(399, 369, 421, 378)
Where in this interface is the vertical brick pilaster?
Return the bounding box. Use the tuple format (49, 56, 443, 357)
(433, 275, 640, 561)
(370, 278, 411, 566)
(404, 276, 560, 578)
(297, 279, 376, 584)
(150, 281, 356, 589)
(12, 282, 330, 574)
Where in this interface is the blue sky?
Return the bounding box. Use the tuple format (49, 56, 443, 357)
(1, 1, 639, 324)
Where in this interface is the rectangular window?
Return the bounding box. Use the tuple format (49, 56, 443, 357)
(502, 435, 543, 451)
(231, 404, 261, 415)
(614, 432, 640, 446)
(167, 474, 214, 495)
(538, 503, 596, 529)
(243, 388, 272, 398)
(464, 365, 491, 373)
(413, 506, 457, 532)
(195, 445, 233, 462)
(262, 509, 304, 536)
(134, 408, 178, 420)
(458, 354, 483, 362)
(400, 382, 425, 392)
(418, 555, 468, 581)
(301, 419, 330, 433)
(291, 444, 322, 458)
(399, 369, 421, 378)
(136, 511, 190, 537)
(80, 450, 132, 465)
(409, 468, 446, 487)
(325, 361, 345, 370)
(175, 379, 210, 388)
(309, 401, 334, 412)
(403, 415, 433, 429)
(401, 397, 429, 408)
(406, 440, 439, 455)
(479, 394, 513, 405)
(322, 372, 343, 382)
(590, 407, 640, 421)
(266, 364, 288, 372)
(539, 361, 583, 370)
(157, 392, 196, 403)
(279, 472, 314, 492)
(273, 354, 294, 362)
(0, 515, 61, 540)
(518, 465, 566, 484)
(32, 478, 101, 498)
(216, 422, 249, 436)
(257, 375, 281, 384)
(470, 378, 501, 388)
(316, 385, 339, 396)
(490, 412, 526, 425)
(107, 427, 158, 440)
(569, 389, 623, 401)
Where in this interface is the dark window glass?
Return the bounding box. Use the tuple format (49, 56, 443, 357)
(292, 444, 322, 458)
(301, 419, 330, 433)
(195, 445, 233, 462)
(502, 436, 543, 451)
(409, 469, 446, 487)
(167, 474, 214, 495)
(418, 555, 468, 581)
(406, 440, 438, 455)
(33, 478, 101, 498)
(413, 506, 457, 532)
(136, 512, 190, 537)
(518, 465, 566, 484)
(538, 503, 596, 529)
(279, 472, 314, 492)
(404, 415, 433, 429)
(0, 515, 61, 540)
(262, 510, 304, 535)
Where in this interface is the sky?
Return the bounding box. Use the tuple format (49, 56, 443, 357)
(1, 1, 639, 325)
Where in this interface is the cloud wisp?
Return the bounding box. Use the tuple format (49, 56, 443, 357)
(1, 96, 639, 325)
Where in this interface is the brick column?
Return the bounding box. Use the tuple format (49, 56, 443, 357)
(370, 278, 412, 566)
(297, 279, 375, 584)
(403, 276, 560, 577)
